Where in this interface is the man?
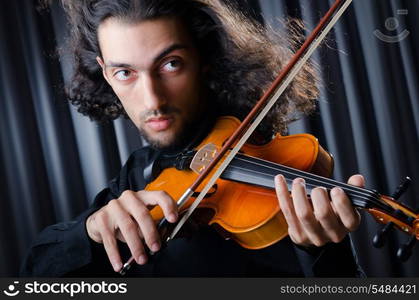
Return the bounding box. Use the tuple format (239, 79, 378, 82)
(21, 0, 364, 277)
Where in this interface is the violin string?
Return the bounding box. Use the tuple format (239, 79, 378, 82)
(231, 154, 391, 211)
(227, 161, 415, 227)
(228, 154, 395, 213)
(225, 162, 393, 215)
(235, 154, 372, 197)
(235, 154, 375, 197)
(226, 163, 375, 208)
(232, 154, 370, 196)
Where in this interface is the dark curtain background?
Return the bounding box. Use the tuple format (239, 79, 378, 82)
(0, 0, 418, 277)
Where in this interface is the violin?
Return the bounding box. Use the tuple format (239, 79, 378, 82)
(148, 116, 418, 248)
(119, 0, 418, 274)
(117, 115, 419, 275)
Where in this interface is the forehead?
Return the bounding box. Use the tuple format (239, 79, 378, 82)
(97, 17, 195, 67)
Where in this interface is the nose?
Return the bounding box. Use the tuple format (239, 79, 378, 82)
(139, 73, 166, 111)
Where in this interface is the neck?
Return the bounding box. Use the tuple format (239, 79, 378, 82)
(221, 153, 401, 218)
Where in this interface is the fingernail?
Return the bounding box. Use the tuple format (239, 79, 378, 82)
(151, 242, 160, 252)
(138, 255, 147, 265)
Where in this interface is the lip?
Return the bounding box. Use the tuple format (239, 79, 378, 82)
(145, 116, 173, 132)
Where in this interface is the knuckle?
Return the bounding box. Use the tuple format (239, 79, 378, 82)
(329, 231, 344, 243)
(119, 218, 136, 232)
(136, 190, 147, 200)
(340, 210, 361, 232)
(277, 189, 289, 200)
(158, 191, 175, 207)
(281, 207, 293, 220)
(288, 229, 306, 245)
(120, 191, 139, 206)
(289, 232, 303, 245)
(312, 237, 327, 247)
(94, 209, 105, 221)
(334, 234, 345, 243)
(102, 235, 117, 248)
(143, 223, 159, 238)
(136, 205, 151, 219)
(107, 199, 121, 210)
(300, 219, 313, 227)
(312, 240, 325, 247)
(156, 190, 169, 200)
(296, 209, 313, 224)
(315, 208, 330, 221)
(158, 190, 168, 197)
(94, 211, 108, 227)
(333, 196, 346, 207)
(131, 245, 144, 259)
(332, 193, 348, 208)
(120, 190, 134, 199)
(144, 235, 158, 248)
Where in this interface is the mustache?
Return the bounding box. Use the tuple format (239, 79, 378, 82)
(140, 106, 181, 121)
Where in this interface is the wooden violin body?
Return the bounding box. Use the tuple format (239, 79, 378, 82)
(147, 116, 334, 249)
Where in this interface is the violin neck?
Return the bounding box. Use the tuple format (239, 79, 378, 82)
(222, 153, 382, 210)
(218, 153, 415, 231)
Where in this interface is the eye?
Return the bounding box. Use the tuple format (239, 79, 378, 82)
(113, 69, 135, 81)
(161, 59, 182, 73)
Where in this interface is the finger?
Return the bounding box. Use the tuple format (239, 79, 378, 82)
(275, 175, 304, 240)
(330, 187, 361, 232)
(292, 178, 327, 246)
(311, 187, 346, 243)
(115, 227, 144, 242)
(109, 199, 148, 265)
(94, 211, 123, 272)
(347, 174, 365, 187)
(139, 190, 178, 223)
(120, 191, 161, 253)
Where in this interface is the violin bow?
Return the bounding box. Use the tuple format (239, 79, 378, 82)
(167, 0, 354, 240)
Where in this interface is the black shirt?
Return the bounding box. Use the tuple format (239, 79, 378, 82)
(20, 146, 364, 277)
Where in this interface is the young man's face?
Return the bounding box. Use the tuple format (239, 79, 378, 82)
(97, 17, 206, 149)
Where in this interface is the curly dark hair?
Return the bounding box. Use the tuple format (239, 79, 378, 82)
(61, 0, 319, 136)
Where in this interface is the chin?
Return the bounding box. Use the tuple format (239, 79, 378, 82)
(140, 120, 190, 150)
(143, 130, 179, 149)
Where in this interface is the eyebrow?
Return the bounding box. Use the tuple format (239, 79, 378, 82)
(104, 43, 188, 69)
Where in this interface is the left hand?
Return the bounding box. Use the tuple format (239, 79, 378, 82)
(274, 174, 363, 247)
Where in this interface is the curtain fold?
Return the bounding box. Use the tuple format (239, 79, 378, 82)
(256, 0, 419, 276)
(0, 0, 417, 276)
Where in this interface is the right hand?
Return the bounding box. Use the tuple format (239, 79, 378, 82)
(86, 190, 178, 272)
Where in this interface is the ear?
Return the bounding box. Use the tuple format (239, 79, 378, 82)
(96, 56, 111, 85)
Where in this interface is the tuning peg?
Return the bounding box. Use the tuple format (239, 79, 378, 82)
(397, 236, 417, 262)
(373, 222, 394, 248)
(392, 177, 411, 200)
(373, 177, 412, 248)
